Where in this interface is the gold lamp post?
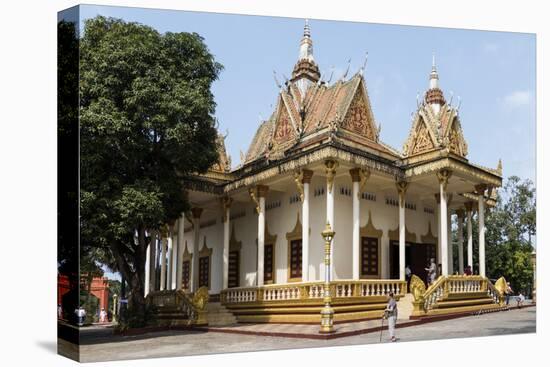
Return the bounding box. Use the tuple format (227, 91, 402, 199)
(320, 222, 335, 333)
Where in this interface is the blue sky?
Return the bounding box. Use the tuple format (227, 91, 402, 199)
(77, 5, 536, 183)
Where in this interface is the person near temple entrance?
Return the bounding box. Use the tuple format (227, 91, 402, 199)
(464, 265, 473, 276)
(384, 292, 398, 342)
(425, 258, 436, 285)
(405, 265, 412, 292)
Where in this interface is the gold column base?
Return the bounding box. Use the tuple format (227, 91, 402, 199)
(319, 305, 335, 333)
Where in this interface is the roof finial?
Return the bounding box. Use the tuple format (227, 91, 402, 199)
(429, 52, 439, 89)
(299, 19, 314, 61)
(359, 51, 369, 76)
(432, 52, 436, 72)
(304, 19, 310, 38)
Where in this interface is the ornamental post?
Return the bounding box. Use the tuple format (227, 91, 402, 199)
(320, 222, 335, 334)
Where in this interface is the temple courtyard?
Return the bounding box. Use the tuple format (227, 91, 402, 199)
(62, 305, 535, 363)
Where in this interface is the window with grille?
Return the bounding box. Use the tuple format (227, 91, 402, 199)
(264, 244, 274, 283)
(228, 250, 240, 288)
(289, 239, 302, 280)
(198, 256, 210, 288)
(361, 237, 379, 276)
(182, 260, 190, 289)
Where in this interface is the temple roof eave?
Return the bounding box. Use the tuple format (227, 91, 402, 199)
(403, 155, 502, 187)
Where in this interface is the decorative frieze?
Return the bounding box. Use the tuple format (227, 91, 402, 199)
(385, 197, 416, 210)
(339, 185, 352, 197)
(289, 193, 301, 205)
(360, 191, 376, 201)
(314, 187, 325, 197)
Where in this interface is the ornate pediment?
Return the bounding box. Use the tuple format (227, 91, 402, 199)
(273, 101, 296, 144)
(341, 80, 377, 141)
(443, 117, 468, 157)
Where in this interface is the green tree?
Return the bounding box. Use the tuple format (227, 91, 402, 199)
(80, 16, 222, 326)
(483, 176, 535, 294)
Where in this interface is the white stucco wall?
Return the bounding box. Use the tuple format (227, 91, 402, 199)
(183, 177, 438, 294)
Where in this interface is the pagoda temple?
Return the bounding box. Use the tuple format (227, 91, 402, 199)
(145, 20, 507, 324)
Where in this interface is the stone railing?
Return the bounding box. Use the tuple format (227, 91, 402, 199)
(422, 275, 499, 311)
(220, 279, 406, 305)
(147, 286, 210, 325)
(446, 275, 485, 293)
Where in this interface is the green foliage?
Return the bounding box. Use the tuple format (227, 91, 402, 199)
(79, 16, 222, 326)
(484, 176, 535, 294)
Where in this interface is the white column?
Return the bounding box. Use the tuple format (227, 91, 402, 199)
(447, 208, 453, 275)
(476, 185, 486, 277)
(397, 181, 408, 281)
(170, 232, 177, 290)
(437, 170, 451, 277)
(145, 231, 156, 296)
(256, 186, 268, 286)
(150, 231, 157, 292)
(301, 170, 313, 282)
(457, 211, 464, 274)
(160, 234, 167, 291)
(325, 161, 337, 279)
(466, 203, 473, 268)
(144, 243, 151, 296)
(222, 197, 232, 289)
(176, 217, 185, 290)
(352, 179, 360, 280)
(435, 195, 441, 268)
(191, 208, 202, 292)
(166, 236, 173, 289)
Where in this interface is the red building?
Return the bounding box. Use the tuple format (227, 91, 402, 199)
(58, 274, 110, 318)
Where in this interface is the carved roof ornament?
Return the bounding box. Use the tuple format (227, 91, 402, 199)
(395, 180, 409, 203)
(325, 160, 338, 193)
(220, 196, 233, 222)
(294, 170, 304, 201)
(290, 19, 321, 96)
(436, 169, 452, 191)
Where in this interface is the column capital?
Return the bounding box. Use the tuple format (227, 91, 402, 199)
(474, 184, 487, 196)
(436, 169, 453, 190)
(256, 184, 269, 198)
(301, 169, 314, 184)
(349, 168, 362, 182)
(294, 171, 306, 202)
(191, 207, 203, 219)
(325, 160, 338, 193)
(396, 180, 409, 203)
(464, 201, 474, 212)
(221, 196, 233, 222)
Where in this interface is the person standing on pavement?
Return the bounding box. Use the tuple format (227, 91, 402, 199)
(505, 282, 513, 305)
(384, 292, 398, 342)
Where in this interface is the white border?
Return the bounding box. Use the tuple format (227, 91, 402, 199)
(0, 1, 546, 366)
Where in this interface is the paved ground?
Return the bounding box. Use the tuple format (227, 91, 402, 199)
(66, 307, 536, 363)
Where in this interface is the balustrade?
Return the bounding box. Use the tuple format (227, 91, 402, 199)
(221, 279, 406, 305)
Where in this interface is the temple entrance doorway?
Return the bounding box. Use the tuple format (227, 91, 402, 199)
(390, 242, 437, 285)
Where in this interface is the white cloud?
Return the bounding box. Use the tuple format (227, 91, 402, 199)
(503, 90, 532, 107)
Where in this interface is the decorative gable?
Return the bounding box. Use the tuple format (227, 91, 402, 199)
(341, 84, 377, 140)
(409, 117, 437, 155)
(273, 103, 294, 144)
(445, 118, 468, 157)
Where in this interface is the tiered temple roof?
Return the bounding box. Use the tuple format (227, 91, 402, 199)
(197, 20, 501, 192)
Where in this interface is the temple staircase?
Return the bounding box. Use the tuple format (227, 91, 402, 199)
(146, 287, 210, 327)
(397, 293, 414, 320)
(206, 302, 238, 326)
(409, 275, 508, 319)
